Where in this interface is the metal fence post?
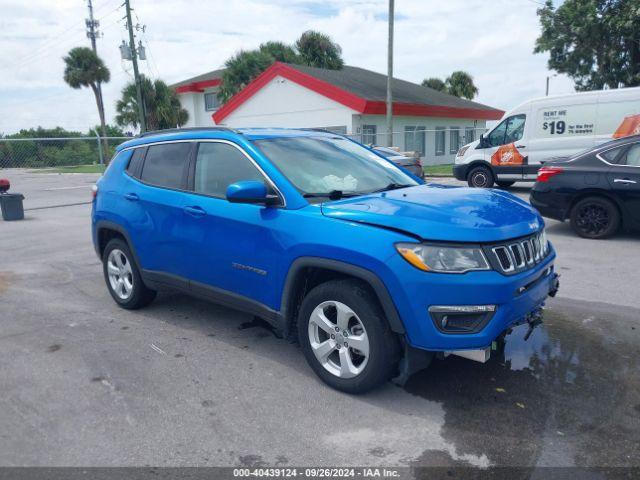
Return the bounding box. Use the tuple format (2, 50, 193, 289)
(95, 131, 104, 165)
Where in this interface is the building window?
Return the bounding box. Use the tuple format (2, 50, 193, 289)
(204, 92, 221, 111)
(404, 126, 425, 156)
(449, 127, 460, 154)
(362, 125, 377, 145)
(465, 127, 475, 144)
(435, 127, 446, 156)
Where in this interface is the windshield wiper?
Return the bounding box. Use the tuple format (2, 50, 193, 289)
(303, 190, 362, 200)
(370, 182, 415, 193)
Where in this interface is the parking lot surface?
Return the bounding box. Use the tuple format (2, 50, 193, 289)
(1, 170, 639, 469)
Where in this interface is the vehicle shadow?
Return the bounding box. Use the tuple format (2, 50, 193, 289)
(131, 291, 640, 468)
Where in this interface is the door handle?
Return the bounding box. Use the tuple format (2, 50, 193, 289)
(183, 205, 206, 217)
(613, 178, 637, 184)
(124, 193, 139, 201)
(516, 145, 526, 149)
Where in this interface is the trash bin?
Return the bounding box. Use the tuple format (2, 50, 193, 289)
(0, 193, 25, 221)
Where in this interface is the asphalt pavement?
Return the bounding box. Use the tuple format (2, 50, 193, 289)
(1, 170, 639, 471)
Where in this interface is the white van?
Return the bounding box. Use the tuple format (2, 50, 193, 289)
(454, 86, 640, 187)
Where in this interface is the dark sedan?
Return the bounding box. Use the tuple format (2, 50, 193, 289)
(530, 135, 640, 239)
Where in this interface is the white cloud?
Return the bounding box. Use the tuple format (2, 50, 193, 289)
(0, 0, 576, 134)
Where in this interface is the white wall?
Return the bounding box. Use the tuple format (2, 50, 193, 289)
(217, 76, 357, 131)
(353, 115, 488, 165)
(178, 88, 220, 128)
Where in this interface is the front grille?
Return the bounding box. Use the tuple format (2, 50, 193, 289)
(486, 231, 549, 275)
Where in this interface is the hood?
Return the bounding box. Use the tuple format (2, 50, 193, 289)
(321, 184, 543, 243)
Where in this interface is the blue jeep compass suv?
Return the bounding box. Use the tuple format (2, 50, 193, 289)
(92, 127, 559, 393)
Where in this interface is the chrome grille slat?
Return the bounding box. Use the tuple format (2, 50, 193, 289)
(488, 232, 548, 275)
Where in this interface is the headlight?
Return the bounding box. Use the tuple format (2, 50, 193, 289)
(396, 243, 491, 273)
(456, 145, 470, 157)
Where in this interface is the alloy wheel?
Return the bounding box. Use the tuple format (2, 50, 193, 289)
(107, 249, 134, 300)
(576, 204, 610, 236)
(307, 300, 369, 379)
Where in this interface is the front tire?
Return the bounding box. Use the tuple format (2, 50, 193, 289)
(570, 196, 620, 239)
(103, 238, 156, 309)
(467, 165, 494, 188)
(297, 279, 400, 394)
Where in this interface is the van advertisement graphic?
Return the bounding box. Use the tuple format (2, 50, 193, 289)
(613, 114, 640, 138)
(537, 104, 596, 137)
(491, 143, 525, 166)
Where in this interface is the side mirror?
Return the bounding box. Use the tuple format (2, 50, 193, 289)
(226, 180, 280, 206)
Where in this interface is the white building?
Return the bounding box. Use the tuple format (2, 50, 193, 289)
(172, 62, 503, 165)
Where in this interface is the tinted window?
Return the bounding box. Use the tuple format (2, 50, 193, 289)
(126, 147, 145, 178)
(194, 142, 265, 197)
(621, 143, 640, 167)
(600, 146, 624, 164)
(140, 143, 190, 189)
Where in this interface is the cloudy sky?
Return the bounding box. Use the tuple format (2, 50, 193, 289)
(0, 0, 575, 135)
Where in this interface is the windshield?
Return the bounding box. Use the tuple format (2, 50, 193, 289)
(254, 136, 418, 199)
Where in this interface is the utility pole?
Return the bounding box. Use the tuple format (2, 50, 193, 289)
(124, 0, 146, 133)
(545, 76, 550, 96)
(386, 0, 394, 147)
(86, 0, 109, 157)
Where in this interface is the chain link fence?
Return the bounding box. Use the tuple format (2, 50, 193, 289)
(347, 126, 487, 165)
(0, 136, 131, 169)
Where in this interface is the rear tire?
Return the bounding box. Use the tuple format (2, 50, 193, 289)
(297, 279, 400, 394)
(570, 196, 620, 239)
(103, 238, 156, 309)
(467, 165, 494, 188)
(496, 181, 515, 188)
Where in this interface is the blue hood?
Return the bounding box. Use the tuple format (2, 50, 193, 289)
(321, 184, 543, 243)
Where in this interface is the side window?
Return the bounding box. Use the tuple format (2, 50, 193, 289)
(194, 142, 265, 198)
(126, 147, 145, 178)
(600, 146, 624, 164)
(620, 143, 640, 167)
(140, 143, 191, 189)
(505, 115, 526, 143)
(487, 120, 508, 147)
(487, 114, 526, 147)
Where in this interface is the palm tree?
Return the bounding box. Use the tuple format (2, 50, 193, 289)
(445, 71, 479, 100)
(63, 47, 110, 155)
(115, 75, 188, 131)
(296, 30, 344, 70)
(422, 77, 447, 92)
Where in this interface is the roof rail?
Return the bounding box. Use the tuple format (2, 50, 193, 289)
(138, 127, 239, 138)
(299, 128, 347, 136)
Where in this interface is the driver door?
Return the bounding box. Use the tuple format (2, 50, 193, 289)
(180, 140, 285, 309)
(484, 114, 528, 182)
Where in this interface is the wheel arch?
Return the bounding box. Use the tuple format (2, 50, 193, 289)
(280, 257, 405, 339)
(95, 221, 140, 264)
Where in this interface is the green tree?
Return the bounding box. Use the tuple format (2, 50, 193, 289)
(534, 0, 640, 90)
(445, 71, 479, 99)
(218, 49, 277, 102)
(422, 77, 447, 92)
(63, 47, 110, 154)
(259, 41, 299, 63)
(116, 75, 189, 131)
(218, 31, 344, 102)
(295, 30, 344, 70)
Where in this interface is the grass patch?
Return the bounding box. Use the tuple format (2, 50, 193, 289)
(423, 163, 453, 176)
(34, 164, 107, 174)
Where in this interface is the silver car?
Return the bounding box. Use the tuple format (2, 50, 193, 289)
(372, 146, 424, 178)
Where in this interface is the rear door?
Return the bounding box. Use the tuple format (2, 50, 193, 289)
(124, 142, 193, 284)
(484, 113, 528, 182)
(606, 141, 640, 228)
